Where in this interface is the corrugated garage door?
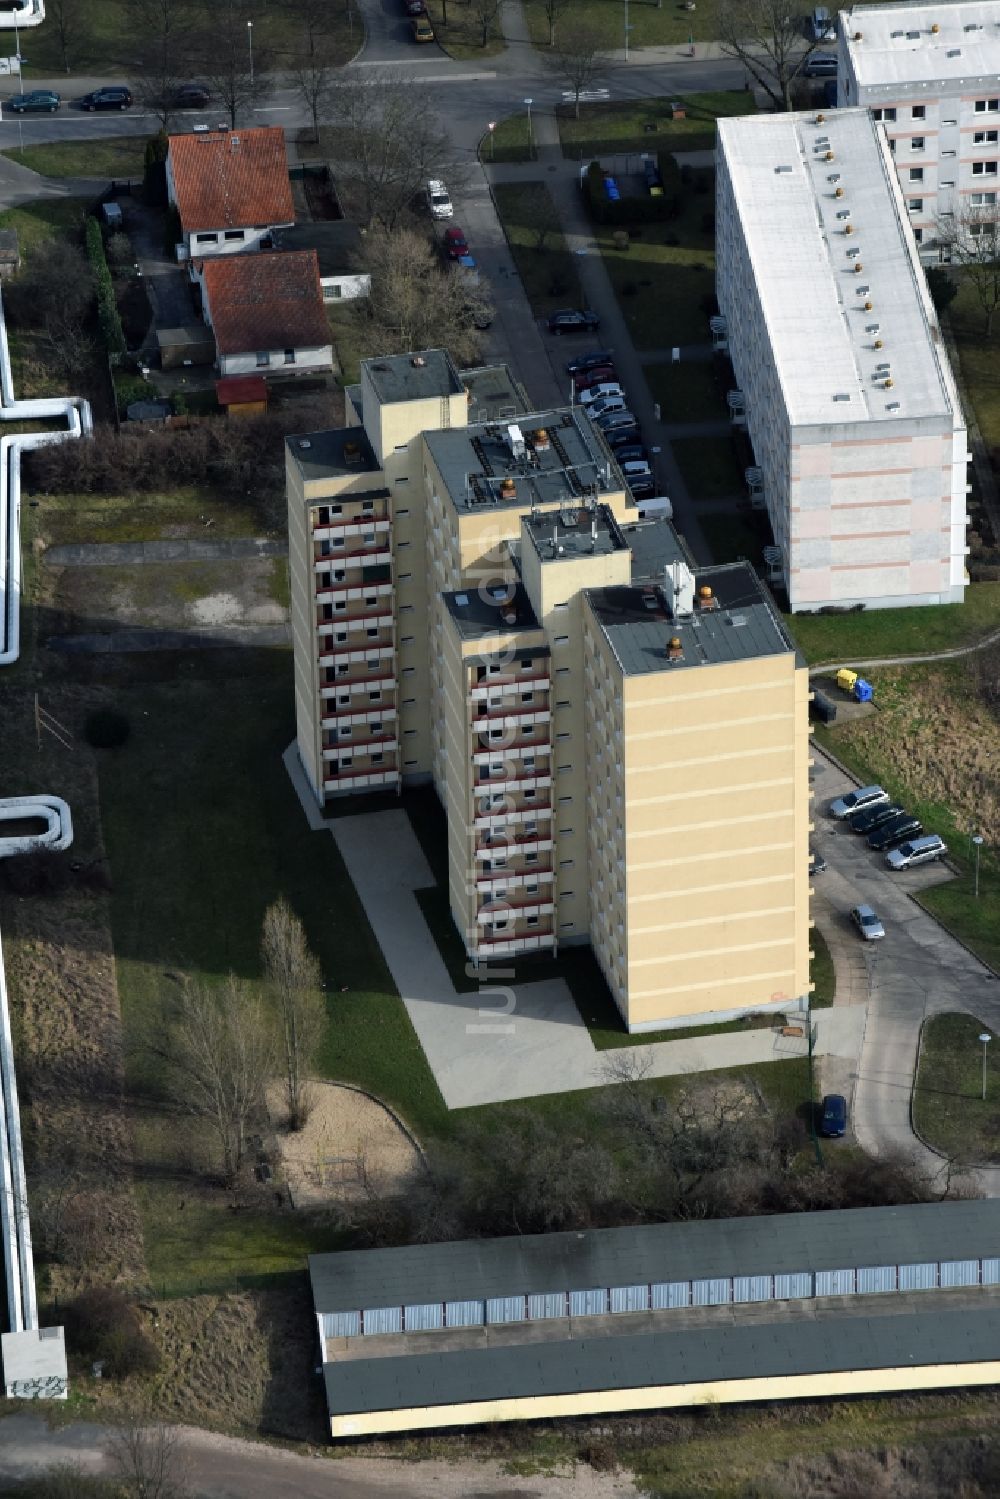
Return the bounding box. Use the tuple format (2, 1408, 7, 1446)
(940, 1260, 977, 1289)
(857, 1265, 896, 1295)
(528, 1292, 567, 1320)
(899, 1262, 939, 1291)
(610, 1285, 649, 1314)
(322, 1310, 360, 1339)
(815, 1269, 855, 1297)
(774, 1272, 812, 1300)
(981, 1258, 1000, 1285)
(486, 1296, 526, 1325)
(404, 1303, 443, 1331)
(362, 1306, 402, 1335)
(569, 1288, 608, 1317)
(734, 1275, 772, 1303)
(652, 1281, 691, 1309)
(445, 1299, 484, 1328)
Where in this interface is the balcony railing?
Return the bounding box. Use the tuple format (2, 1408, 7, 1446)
(322, 706, 398, 732)
(474, 803, 552, 830)
(319, 645, 395, 668)
(317, 611, 395, 633)
(476, 898, 555, 923)
(323, 734, 398, 760)
(474, 773, 552, 793)
(471, 708, 551, 732)
(475, 868, 555, 895)
(321, 674, 395, 701)
(323, 769, 401, 793)
(315, 581, 394, 605)
(472, 932, 557, 957)
(314, 517, 391, 545)
(475, 836, 553, 858)
(473, 739, 549, 764)
(469, 672, 550, 701)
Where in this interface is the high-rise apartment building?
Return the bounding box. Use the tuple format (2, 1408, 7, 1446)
(716, 108, 968, 613)
(288, 351, 812, 1030)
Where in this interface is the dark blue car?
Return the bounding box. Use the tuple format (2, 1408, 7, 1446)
(820, 1094, 847, 1138)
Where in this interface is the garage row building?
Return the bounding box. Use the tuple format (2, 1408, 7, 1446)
(310, 1200, 1000, 1438)
(286, 352, 813, 1032)
(715, 108, 969, 613)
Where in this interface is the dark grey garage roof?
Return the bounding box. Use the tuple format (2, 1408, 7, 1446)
(324, 1305, 1000, 1417)
(309, 1201, 1000, 1316)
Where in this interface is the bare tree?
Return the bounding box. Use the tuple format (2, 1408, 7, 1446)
(124, 0, 196, 129)
(165, 976, 273, 1184)
(289, 45, 340, 142)
(541, 0, 572, 45)
(8, 240, 95, 372)
(45, 0, 87, 73)
(469, 0, 504, 48)
(351, 228, 491, 365)
(261, 897, 326, 1132)
(321, 75, 464, 230)
(939, 202, 1000, 335)
(547, 28, 607, 120)
(718, 0, 814, 112)
(191, 0, 271, 128)
(107, 1412, 189, 1499)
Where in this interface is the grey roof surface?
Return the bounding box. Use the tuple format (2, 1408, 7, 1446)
(589, 562, 795, 675)
(271, 221, 363, 274)
(286, 427, 381, 485)
(624, 515, 695, 580)
(424, 409, 620, 514)
(324, 1305, 1000, 1416)
(524, 502, 627, 564)
(462, 364, 530, 424)
(443, 583, 543, 641)
(363, 350, 463, 406)
(309, 1201, 1000, 1316)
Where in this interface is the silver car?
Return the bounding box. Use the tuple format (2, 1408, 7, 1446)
(829, 784, 889, 820)
(851, 904, 885, 941)
(885, 834, 948, 870)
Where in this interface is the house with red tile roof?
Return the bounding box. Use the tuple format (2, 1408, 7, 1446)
(166, 126, 295, 262)
(195, 249, 333, 377)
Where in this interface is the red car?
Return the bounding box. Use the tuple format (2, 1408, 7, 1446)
(443, 226, 469, 259)
(573, 364, 616, 393)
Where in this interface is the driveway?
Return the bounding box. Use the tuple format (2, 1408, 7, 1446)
(810, 749, 1000, 1193)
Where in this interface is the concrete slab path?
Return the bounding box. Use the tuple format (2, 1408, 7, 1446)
(285, 747, 862, 1111)
(45, 538, 286, 567)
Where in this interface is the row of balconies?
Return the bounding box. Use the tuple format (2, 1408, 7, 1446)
(324, 768, 401, 794)
(314, 516, 391, 548)
(474, 803, 552, 831)
(322, 732, 398, 762)
(471, 931, 557, 957)
(321, 705, 398, 733)
(321, 674, 395, 701)
(469, 672, 550, 702)
(474, 867, 555, 895)
(471, 707, 551, 733)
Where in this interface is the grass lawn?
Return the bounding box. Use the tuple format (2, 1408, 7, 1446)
(0, 196, 88, 256)
(672, 432, 744, 499)
(33, 487, 270, 545)
(596, 171, 715, 348)
(948, 277, 1000, 452)
(525, 0, 726, 49)
(424, 0, 506, 58)
(492, 180, 583, 320)
(646, 358, 723, 423)
(810, 927, 835, 1007)
(555, 91, 758, 159)
(483, 113, 536, 163)
(1, 136, 148, 180)
(913, 1013, 1000, 1164)
(785, 582, 1000, 665)
(698, 509, 767, 567)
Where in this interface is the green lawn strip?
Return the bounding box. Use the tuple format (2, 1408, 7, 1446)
(424, 0, 506, 58)
(784, 583, 1000, 666)
(1, 136, 148, 180)
(484, 113, 536, 163)
(697, 509, 767, 567)
(0, 197, 89, 256)
(555, 91, 758, 160)
(920, 873, 1000, 974)
(524, 0, 725, 50)
(809, 926, 835, 1008)
(596, 177, 716, 348)
(35, 488, 270, 545)
(672, 433, 744, 500)
(492, 180, 583, 320)
(948, 278, 1000, 450)
(913, 1012, 1000, 1164)
(645, 358, 724, 424)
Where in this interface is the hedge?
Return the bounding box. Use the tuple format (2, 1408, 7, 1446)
(85, 215, 126, 357)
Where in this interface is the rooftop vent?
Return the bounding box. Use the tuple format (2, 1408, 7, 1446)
(836, 208, 851, 219)
(455, 592, 469, 606)
(297, 438, 312, 450)
(775, 164, 793, 174)
(343, 442, 363, 466)
(698, 585, 718, 611)
(866, 322, 880, 332)
(853, 263, 864, 273)
(500, 477, 516, 498)
(845, 223, 855, 235)
(729, 616, 748, 628)
(854, 30, 863, 40)
(667, 636, 684, 661)
(906, 29, 920, 39)
(847, 246, 861, 257)
(887, 400, 901, 411)
(947, 47, 961, 56)
(874, 337, 884, 349)
(411, 355, 427, 367)
(816, 112, 826, 123)
(833, 392, 852, 402)
(931, 22, 940, 33)
(230, 134, 241, 147)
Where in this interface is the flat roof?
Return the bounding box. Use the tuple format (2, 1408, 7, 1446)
(842, 1, 1000, 87)
(310, 1201, 1000, 1315)
(286, 427, 381, 485)
(717, 109, 958, 428)
(462, 364, 530, 424)
(443, 582, 542, 641)
(363, 350, 464, 406)
(622, 514, 693, 579)
(324, 1305, 1000, 1416)
(424, 410, 620, 514)
(589, 562, 795, 674)
(524, 501, 628, 563)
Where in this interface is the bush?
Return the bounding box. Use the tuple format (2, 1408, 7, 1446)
(85, 216, 126, 357)
(926, 265, 959, 315)
(84, 708, 130, 749)
(105, 231, 133, 268)
(64, 1286, 160, 1379)
(2, 849, 71, 897)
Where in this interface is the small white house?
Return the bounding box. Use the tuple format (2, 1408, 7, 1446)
(271, 222, 370, 304)
(196, 249, 333, 378)
(166, 125, 295, 264)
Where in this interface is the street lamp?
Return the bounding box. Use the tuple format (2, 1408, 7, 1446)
(980, 1032, 992, 1102)
(524, 98, 533, 159)
(973, 834, 984, 899)
(247, 19, 254, 88)
(650, 444, 662, 497)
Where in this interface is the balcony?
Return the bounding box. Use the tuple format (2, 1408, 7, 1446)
(474, 803, 552, 831)
(475, 868, 555, 895)
(472, 932, 557, 957)
(473, 738, 549, 764)
(315, 581, 394, 605)
(322, 706, 398, 732)
(469, 672, 550, 701)
(314, 517, 391, 545)
(323, 768, 401, 794)
(323, 733, 398, 761)
(317, 609, 395, 633)
(474, 771, 552, 794)
(476, 897, 555, 924)
(319, 644, 395, 668)
(321, 675, 395, 701)
(471, 707, 551, 733)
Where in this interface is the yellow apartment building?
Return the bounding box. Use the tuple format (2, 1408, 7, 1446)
(287, 349, 813, 1031)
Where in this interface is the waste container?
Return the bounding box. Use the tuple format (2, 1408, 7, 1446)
(836, 668, 858, 695)
(810, 690, 837, 724)
(853, 678, 873, 703)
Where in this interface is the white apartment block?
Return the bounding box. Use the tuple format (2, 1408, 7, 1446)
(839, 1, 1000, 253)
(716, 109, 969, 613)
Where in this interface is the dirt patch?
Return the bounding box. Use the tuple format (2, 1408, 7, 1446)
(39, 558, 289, 637)
(265, 1080, 422, 1210)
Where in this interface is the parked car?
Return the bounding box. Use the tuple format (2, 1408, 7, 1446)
(426, 179, 453, 220)
(566, 348, 614, 374)
(849, 801, 903, 835)
(8, 89, 60, 113)
(829, 784, 889, 819)
(443, 226, 469, 258)
(595, 409, 639, 435)
(171, 84, 210, 110)
(851, 904, 885, 941)
(578, 382, 624, 407)
(589, 396, 629, 423)
(819, 1093, 847, 1137)
(79, 85, 133, 111)
(809, 849, 827, 875)
(612, 442, 647, 465)
(548, 309, 600, 335)
(573, 365, 617, 393)
(867, 812, 922, 851)
(810, 5, 835, 41)
(412, 12, 435, 39)
(404, 0, 426, 12)
(885, 834, 948, 871)
(804, 52, 837, 77)
(622, 460, 654, 498)
(604, 424, 641, 450)
(643, 156, 664, 197)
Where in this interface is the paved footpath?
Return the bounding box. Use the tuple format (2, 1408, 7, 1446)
(286, 747, 863, 1112)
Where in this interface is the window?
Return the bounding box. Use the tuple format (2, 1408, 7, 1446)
(371, 752, 383, 766)
(526, 915, 539, 928)
(969, 221, 991, 236)
(369, 690, 381, 702)
(554, 635, 570, 646)
(224, 229, 244, 242)
(912, 104, 925, 120)
(976, 97, 1000, 112)
(913, 227, 924, 244)
(255, 351, 270, 367)
(908, 197, 924, 213)
(195, 231, 217, 244)
(318, 507, 330, 525)
(908, 167, 924, 182)
(284, 349, 296, 365)
(872, 107, 897, 122)
(975, 129, 999, 144)
(911, 135, 925, 152)
(525, 851, 538, 864)
(521, 692, 533, 704)
(974, 160, 999, 176)
(972, 191, 997, 205)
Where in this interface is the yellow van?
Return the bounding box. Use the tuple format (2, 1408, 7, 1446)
(412, 13, 435, 40)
